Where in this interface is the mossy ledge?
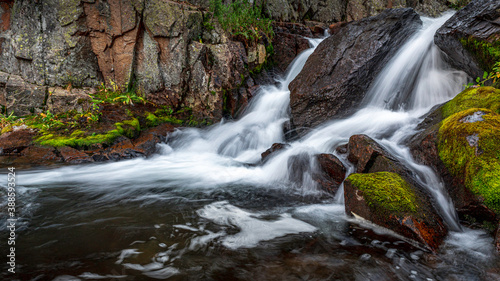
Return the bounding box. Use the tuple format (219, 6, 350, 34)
(346, 172, 419, 216)
(441, 86, 500, 118)
(438, 107, 500, 213)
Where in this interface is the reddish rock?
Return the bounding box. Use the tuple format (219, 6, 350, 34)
(58, 146, 93, 164)
(133, 123, 176, 156)
(106, 137, 144, 160)
(344, 177, 447, 251)
(328, 22, 347, 34)
(18, 146, 61, 164)
(347, 134, 396, 173)
(261, 143, 290, 163)
(0, 128, 35, 155)
(313, 153, 346, 194)
(272, 22, 313, 73)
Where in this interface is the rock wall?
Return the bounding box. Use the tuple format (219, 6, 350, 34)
(0, 0, 268, 121)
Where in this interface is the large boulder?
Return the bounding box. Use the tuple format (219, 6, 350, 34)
(289, 8, 421, 135)
(434, 0, 500, 80)
(409, 86, 500, 228)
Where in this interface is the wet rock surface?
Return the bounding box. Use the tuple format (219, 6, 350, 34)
(313, 153, 346, 194)
(434, 0, 500, 79)
(261, 143, 290, 163)
(289, 8, 422, 135)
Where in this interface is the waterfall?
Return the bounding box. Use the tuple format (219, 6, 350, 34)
(21, 13, 467, 231)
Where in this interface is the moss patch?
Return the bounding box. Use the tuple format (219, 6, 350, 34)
(441, 86, 500, 119)
(347, 172, 419, 215)
(35, 129, 122, 148)
(438, 108, 500, 213)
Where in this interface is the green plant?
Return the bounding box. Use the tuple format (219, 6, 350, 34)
(0, 112, 18, 129)
(39, 110, 64, 130)
(466, 62, 500, 88)
(208, 0, 273, 44)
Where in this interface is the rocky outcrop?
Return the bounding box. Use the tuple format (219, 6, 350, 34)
(408, 87, 500, 228)
(261, 143, 290, 163)
(434, 0, 500, 79)
(289, 9, 421, 135)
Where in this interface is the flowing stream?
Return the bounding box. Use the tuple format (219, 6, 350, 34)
(2, 12, 500, 281)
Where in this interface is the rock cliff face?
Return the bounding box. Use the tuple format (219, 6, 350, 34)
(0, 0, 266, 121)
(289, 8, 421, 135)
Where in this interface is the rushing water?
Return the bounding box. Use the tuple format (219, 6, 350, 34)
(2, 12, 500, 281)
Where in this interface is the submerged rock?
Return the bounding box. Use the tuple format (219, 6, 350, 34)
(344, 172, 447, 251)
(289, 8, 421, 136)
(434, 0, 500, 81)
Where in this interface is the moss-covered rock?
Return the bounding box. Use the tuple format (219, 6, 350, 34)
(344, 171, 447, 250)
(347, 172, 418, 215)
(438, 108, 500, 213)
(442, 86, 500, 118)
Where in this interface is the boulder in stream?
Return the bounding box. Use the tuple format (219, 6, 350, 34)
(289, 8, 422, 136)
(345, 134, 447, 250)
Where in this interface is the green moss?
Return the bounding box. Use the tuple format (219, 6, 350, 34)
(442, 86, 500, 119)
(347, 172, 418, 215)
(438, 108, 500, 213)
(460, 36, 500, 73)
(35, 130, 122, 148)
(115, 118, 140, 138)
(145, 111, 182, 127)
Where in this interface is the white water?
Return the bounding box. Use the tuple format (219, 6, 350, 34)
(20, 13, 471, 247)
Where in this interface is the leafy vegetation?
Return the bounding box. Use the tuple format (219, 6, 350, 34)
(447, 0, 471, 10)
(208, 0, 273, 44)
(460, 37, 500, 88)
